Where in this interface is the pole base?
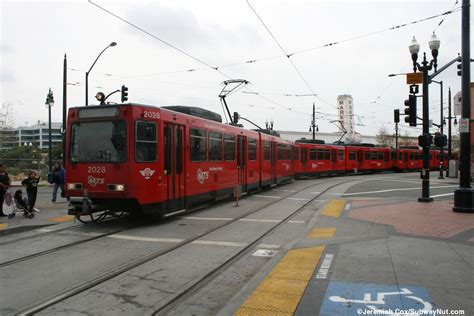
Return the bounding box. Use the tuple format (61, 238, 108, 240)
(418, 197, 433, 203)
(453, 188, 474, 213)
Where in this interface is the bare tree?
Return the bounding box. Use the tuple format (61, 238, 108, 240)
(375, 127, 394, 148)
(0, 101, 16, 128)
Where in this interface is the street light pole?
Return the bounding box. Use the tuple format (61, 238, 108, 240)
(448, 87, 452, 176)
(85, 42, 117, 106)
(62, 54, 67, 166)
(45, 89, 55, 182)
(409, 33, 440, 203)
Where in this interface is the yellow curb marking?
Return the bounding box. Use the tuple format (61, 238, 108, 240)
(308, 227, 336, 238)
(321, 199, 346, 218)
(0, 223, 8, 231)
(235, 246, 325, 315)
(48, 215, 74, 223)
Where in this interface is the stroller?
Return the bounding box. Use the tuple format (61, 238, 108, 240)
(4, 189, 36, 219)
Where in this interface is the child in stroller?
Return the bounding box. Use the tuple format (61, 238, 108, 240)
(7, 189, 35, 219)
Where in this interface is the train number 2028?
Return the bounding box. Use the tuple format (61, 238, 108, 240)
(88, 166, 106, 174)
(143, 111, 160, 119)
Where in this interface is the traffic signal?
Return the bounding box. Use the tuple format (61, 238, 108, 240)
(394, 109, 400, 123)
(233, 111, 240, 124)
(121, 85, 129, 103)
(457, 60, 462, 76)
(418, 134, 432, 147)
(434, 134, 447, 147)
(404, 94, 417, 126)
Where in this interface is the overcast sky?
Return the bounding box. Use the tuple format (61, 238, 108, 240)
(0, 0, 469, 138)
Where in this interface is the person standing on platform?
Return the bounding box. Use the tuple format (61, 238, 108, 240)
(21, 171, 40, 212)
(0, 164, 12, 216)
(51, 162, 65, 202)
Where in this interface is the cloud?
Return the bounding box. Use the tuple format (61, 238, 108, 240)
(124, 3, 207, 50)
(0, 70, 15, 83)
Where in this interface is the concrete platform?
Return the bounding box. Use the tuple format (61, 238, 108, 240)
(228, 176, 474, 316)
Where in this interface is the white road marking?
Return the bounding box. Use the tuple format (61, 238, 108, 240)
(431, 192, 454, 198)
(286, 197, 310, 201)
(36, 228, 54, 233)
(109, 234, 184, 243)
(182, 216, 233, 221)
(182, 216, 303, 224)
(342, 185, 457, 196)
(253, 195, 281, 199)
(240, 218, 280, 223)
(288, 220, 305, 224)
(273, 189, 296, 192)
(192, 240, 247, 247)
(257, 243, 281, 249)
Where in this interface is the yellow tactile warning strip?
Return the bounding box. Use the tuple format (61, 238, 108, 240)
(0, 223, 7, 231)
(321, 199, 346, 218)
(48, 215, 74, 223)
(308, 227, 336, 238)
(235, 246, 325, 315)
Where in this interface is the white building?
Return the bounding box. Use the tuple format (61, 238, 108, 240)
(337, 94, 355, 140)
(0, 122, 62, 150)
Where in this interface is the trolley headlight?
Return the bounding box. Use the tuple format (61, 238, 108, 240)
(107, 184, 125, 192)
(67, 183, 83, 190)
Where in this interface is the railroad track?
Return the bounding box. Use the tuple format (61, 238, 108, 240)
(17, 177, 362, 315)
(0, 216, 142, 267)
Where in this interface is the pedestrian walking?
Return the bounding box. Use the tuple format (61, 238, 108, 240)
(0, 164, 12, 217)
(51, 162, 65, 202)
(21, 171, 40, 212)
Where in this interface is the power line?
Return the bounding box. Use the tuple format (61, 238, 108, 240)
(246, 0, 319, 102)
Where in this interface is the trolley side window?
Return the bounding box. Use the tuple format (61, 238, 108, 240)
(349, 151, 356, 161)
(309, 148, 317, 160)
(190, 128, 207, 162)
(224, 134, 235, 161)
(293, 146, 299, 161)
(338, 150, 344, 161)
(248, 138, 257, 161)
(136, 121, 157, 162)
(209, 131, 223, 161)
(263, 141, 271, 160)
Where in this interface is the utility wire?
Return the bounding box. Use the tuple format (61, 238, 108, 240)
(246, 0, 319, 101)
(89, 0, 303, 118)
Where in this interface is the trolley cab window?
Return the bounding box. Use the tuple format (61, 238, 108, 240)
(135, 121, 157, 162)
(70, 121, 126, 163)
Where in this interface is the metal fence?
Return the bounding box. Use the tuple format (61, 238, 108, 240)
(0, 158, 59, 180)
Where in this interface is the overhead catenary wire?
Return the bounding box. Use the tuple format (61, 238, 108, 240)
(246, 0, 321, 105)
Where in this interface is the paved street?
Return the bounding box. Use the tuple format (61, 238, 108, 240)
(0, 173, 472, 315)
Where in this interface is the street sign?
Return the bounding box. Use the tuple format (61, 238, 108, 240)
(406, 72, 423, 84)
(454, 91, 462, 116)
(459, 118, 469, 133)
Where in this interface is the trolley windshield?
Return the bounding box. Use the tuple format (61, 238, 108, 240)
(70, 121, 127, 163)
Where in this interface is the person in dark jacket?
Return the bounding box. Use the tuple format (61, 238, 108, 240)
(0, 164, 12, 217)
(21, 171, 40, 212)
(51, 162, 65, 202)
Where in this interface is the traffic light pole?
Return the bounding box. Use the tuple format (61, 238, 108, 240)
(453, 0, 474, 213)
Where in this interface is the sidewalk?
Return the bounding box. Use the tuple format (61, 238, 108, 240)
(0, 201, 73, 235)
(228, 190, 474, 315)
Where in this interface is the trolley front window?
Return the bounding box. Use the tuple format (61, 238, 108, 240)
(70, 121, 127, 163)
